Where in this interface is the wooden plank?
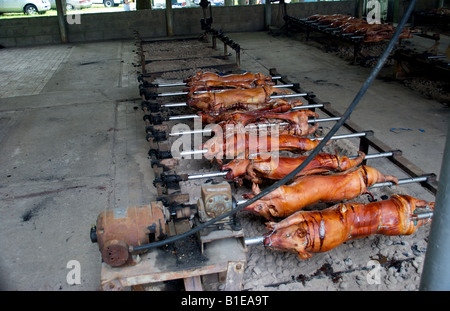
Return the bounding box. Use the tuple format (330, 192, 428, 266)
(224, 261, 246, 291)
(100, 237, 247, 291)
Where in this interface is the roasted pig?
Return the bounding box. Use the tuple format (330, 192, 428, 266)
(222, 151, 365, 185)
(197, 99, 304, 124)
(264, 195, 434, 259)
(207, 109, 319, 138)
(242, 165, 399, 219)
(306, 14, 348, 22)
(183, 79, 274, 93)
(184, 71, 273, 84)
(201, 133, 321, 165)
(187, 85, 293, 112)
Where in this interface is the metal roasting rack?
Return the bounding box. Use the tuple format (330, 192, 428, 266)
(97, 31, 438, 291)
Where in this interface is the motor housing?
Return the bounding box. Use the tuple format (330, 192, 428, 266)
(93, 202, 167, 267)
(197, 181, 233, 223)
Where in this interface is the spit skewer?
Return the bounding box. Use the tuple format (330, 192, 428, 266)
(160, 92, 309, 108)
(245, 208, 434, 246)
(165, 104, 324, 122)
(179, 132, 370, 157)
(185, 151, 399, 180)
(147, 76, 283, 88)
(154, 84, 295, 97)
(236, 175, 435, 206)
(169, 116, 341, 136)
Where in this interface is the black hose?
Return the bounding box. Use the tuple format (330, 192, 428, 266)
(130, 0, 417, 253)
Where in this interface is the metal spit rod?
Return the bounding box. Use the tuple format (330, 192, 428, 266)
(245, 210, 434, 246)
(369, 176, 429, 188)
(169, 116, 341, 136)
(161, 92, 309, 108)
(179, 132, 369, 156)
(166, 104, 325, 121)
(245, 236, 265, 246)
(186, 151, 397, 180)
(236, 175, 433, 206)
(155, 84, 294, 97)
(154, 76, 283, 88)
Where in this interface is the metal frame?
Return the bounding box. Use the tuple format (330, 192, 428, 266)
(105, 31, 440, 290)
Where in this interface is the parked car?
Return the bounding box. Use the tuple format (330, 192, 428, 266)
(0, 0, 51, 15)
(91, 0, 122, 7)
(49, 0, 92, 10)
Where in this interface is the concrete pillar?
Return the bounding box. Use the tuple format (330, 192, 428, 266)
(165, 0, 174, 36)
(55, 0, 68, 43)
(265, 0, 271, 29)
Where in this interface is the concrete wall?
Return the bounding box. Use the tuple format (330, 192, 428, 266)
(0, 0, 437, 48)
(0, 16, 62, 47)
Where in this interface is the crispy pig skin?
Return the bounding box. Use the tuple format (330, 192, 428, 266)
(222, 151, 365, 185)
(184, 71, 272, 84)
(242, 165, 399, 219)
(187, 86, 292, 112)
(201, 133, 321, 165)
(264, 195, 434, 259)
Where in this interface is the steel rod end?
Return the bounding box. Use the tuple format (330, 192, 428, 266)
(245, 236, 265, 246)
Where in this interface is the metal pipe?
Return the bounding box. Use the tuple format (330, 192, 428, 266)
(245, 236, 265, 246)
(162, 102, 188, 108)
(369, 176, 429, 188)
(169, 116, 341, 136)
(359, 151, 394, 160)
(179, 132, 368, 156)
(270, 93, 307, 99)
(168, 114, 200, 120)
(165, 104, 325, 121)
(185, 151, 395, 180)
(426, 55, 446, 59)
(154, 84, 295, 97)
(155, 82, 187, 88)
(160, 92, 308, 107)
(420, 123, 450, 290)
(153, 76, 283, 88)
(236, 176, 433, 206)
(312, 131, 367, 141)
(411, 211, 434, 221)
(187, 171, 228, 180)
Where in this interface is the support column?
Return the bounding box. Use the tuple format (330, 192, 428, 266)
(56, 0, 68, 43)
(165, 0, 174, 36)
(265, 0, 271, 29)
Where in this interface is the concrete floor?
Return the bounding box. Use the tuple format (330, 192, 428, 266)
(0, 31, 448, 291)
